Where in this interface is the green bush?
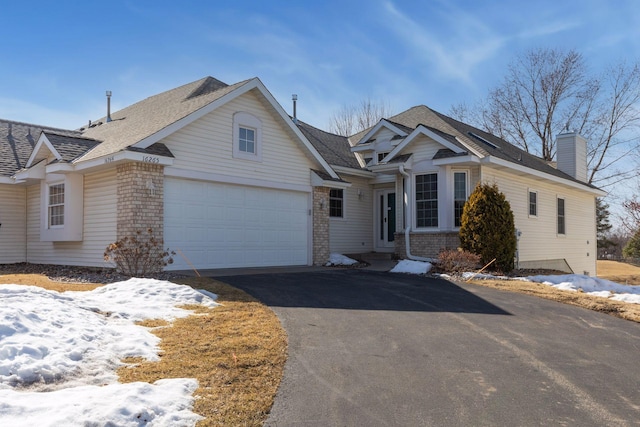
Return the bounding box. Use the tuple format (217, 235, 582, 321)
(104, 228, 175, 277)
(459, 183, 516, 273)
(623, 229, 640, 260)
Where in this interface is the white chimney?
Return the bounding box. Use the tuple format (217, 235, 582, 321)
(556, 131, 587, 182)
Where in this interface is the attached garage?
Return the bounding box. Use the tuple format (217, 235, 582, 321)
(164, 177, 310, 270)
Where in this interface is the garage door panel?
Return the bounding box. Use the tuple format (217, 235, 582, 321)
(165, 178, 309, 270)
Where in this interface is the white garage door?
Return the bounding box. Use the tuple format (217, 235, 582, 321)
(164, 178, 310, 270)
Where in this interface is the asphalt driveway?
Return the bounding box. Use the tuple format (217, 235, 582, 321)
(220, 269, 640, 426)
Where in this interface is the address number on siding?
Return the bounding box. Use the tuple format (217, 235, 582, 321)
(142, 156, 160, 163)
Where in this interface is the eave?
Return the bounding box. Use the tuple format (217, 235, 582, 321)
(481, 156, 606, 196)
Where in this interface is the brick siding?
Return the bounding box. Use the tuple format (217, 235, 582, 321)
(394, 232, 460, 259)
(312, 187, 330, 265)
(116, 162, 165, 241)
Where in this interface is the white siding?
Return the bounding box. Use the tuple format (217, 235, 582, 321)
(329, 175, 373, 253)
(0, 185, 27, 263)
(481, 167, 597, 275)
(399, 134, 443, 164)
(164, 90, 315, 186)
(27, 169, 117, 266)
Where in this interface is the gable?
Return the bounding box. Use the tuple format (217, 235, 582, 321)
(163, 89, 319, 187)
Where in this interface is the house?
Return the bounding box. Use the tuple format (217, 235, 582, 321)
(301, 106, 604, 275)
(0, 77, 604, 274)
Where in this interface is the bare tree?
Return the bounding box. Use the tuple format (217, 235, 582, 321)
(450, 48, 640, 187)
(329, 97, 393, 136)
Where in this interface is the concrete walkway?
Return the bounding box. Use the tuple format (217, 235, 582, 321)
(175, 253, 399, 277)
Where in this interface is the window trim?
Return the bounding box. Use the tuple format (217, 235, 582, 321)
(528, 189, 538, 218)
(232, 112, 263, 162)
(452, 170, 469, 228)
(40, 173, 83, 242)
(557, 196, 566, 236)
(47, 182, 65, 228)
(415, 172, 439, 229)
(329, 188, 344, 218)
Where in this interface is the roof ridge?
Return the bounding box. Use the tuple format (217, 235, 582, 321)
(184, 76, 229, 100)
(0, 118, 78, 134)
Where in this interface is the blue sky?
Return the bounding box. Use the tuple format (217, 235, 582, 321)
(1, 0, 639, 132)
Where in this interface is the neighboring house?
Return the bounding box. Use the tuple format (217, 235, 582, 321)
(0, 77, 345, 270)
(0, 77, 603, 274)
(301, 106, 604, 275)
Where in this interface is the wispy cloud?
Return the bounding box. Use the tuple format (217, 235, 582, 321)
(517, 20, 581, 39)
(381, 1, 505, 86)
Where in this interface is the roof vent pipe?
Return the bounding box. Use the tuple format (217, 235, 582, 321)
(292, 94, 298, 124)
(106, 90, 112, 123)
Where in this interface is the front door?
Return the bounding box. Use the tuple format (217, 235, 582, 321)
(377, 190, 396, 249)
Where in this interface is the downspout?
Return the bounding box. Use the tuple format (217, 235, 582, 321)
(399, 165, 431, 262)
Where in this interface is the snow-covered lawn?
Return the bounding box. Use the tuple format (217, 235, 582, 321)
(0, 278, 218, 426)
(459, 272, 640, 305)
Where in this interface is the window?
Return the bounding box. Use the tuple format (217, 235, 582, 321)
(238, 127, 255, 153)
(453, 172, 467, 227)
(233, 112, 262, 161)
(377, 152, 389, 163)
(329, 189, 343, 218)
(40, 174, 83, 241)
(416, 173, 438, 227)
(529, 191, 538, 217)
(48, 183, 65, 227)
(557, 197, 566, 235)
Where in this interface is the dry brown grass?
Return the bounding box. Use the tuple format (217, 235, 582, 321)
(0, 273, 101, 291)
(1, 274, 287, 426)
(118, 276, 287, 427)
(467, 273, 640, 323)
(597, 260, 640, 285)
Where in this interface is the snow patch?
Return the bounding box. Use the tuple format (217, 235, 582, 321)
(326, 253, 359, 266)
(390, 260, 432, 275)
(0, 278, 218, 425)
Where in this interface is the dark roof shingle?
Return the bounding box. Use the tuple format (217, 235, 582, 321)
(0, 120, 81, 177)
(296, 120, 360, 169)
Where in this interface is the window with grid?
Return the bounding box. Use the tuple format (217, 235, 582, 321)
(416, 173, 438, 227)
(48, 183, 65, 227)
(557, 197, 565, 235)
(453, 172, 467, 227)
(529, 191, 538, 216)
(238, 127, 256, 154)
(329, 189, 343, 218)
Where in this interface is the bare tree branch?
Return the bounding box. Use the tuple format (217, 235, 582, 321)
(449, 48, 640, 186)
(329, 97, 393, 136)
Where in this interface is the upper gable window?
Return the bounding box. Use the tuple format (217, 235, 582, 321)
(233, 112, 262, 162)
(239, 127, 256, 154)
(377, 152, 389, 163)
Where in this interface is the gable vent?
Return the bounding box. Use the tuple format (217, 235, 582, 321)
(468, 131, 498, 149)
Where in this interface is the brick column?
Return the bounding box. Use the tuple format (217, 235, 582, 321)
(116, 162, 165, 240)
(312, 187, 330, 265)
